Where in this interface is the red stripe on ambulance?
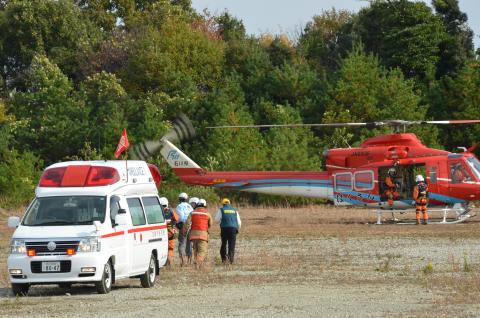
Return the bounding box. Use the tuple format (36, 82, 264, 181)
(101, 231, 125, 238)
(127, 224, 167, 233)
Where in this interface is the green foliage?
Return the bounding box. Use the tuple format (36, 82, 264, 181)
(8, 55, 88, 163)
(258, 101, 320, 171)
(195, 78, 268, 171)
(354, 0, 446, 79)
(432, 61, 480, 150)
(323, 46, 439, 147)
(0, 0, 101, 85)
(81, 71, 128, 158)
(0, 149, 41, 208)
(0, 1, 478, 209)
(123, 8, 224, 95)
(298, 8, 353, 73)
(433, 0, 474, 78)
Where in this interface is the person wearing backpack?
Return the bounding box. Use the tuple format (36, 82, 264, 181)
(413, 175, 429, 225)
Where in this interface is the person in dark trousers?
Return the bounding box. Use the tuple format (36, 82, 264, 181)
(215, 198, 241, 264)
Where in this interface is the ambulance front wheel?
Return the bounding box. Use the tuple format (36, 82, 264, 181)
(140, 254, 156, 288)
(11, 283, 29, 296)
(95, 261, 112, 294)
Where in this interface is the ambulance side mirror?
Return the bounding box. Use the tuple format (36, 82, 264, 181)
(115, 214, 128, 226)
(8, 216, 20, 228)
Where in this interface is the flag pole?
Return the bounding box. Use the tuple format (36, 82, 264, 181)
(125, 148, 128, 183)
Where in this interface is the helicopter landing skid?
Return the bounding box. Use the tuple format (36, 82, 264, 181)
(374, 207, 475, 225)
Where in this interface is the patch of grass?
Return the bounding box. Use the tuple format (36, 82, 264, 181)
(421, 262, 434, 275)
(463, 254, 472, 273)
(376, 253, 401, 272)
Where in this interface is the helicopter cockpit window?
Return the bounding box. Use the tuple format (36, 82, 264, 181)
(450, 162, 473, 183)
(466, 157, 480, 180)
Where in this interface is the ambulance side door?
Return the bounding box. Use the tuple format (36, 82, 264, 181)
(141, 196, 168, 266)
(126, 197, 149, 274)
(107, 195, 129, 276)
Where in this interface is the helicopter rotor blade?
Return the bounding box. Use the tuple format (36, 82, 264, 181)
(206, 119, 480, 129)
(206, 122, 376, 129)
(421, 120, 480, 125)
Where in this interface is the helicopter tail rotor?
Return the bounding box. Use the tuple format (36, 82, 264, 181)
(130, 113, 195, 160)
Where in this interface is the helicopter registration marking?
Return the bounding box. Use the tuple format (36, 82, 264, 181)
(335, 192, 377, 203)
(174, 161, 189, 167)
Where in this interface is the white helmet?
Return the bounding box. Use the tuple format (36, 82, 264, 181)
(159, 197, 169, 207)
(388, 168, 396, 176)
(189, 197, 199, 205)
(415, 175, 424, 182)
(197, 198, 207, 207)
(179, 192, 188, 200)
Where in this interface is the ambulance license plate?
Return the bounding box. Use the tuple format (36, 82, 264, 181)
(42, 262, 61, 272)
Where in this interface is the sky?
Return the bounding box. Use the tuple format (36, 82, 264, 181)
(191, 0, 480, 48)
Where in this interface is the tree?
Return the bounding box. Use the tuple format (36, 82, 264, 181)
(259, 101, 320, 171)
(8, 55, 88, 163)
(354, 0, 446, 79)
(433, 61, 480, 150)
(80, 71, 129, 158)
(323, 46, 439, 148)
(123, 12, 224, 95)
(215, 12, 246, 42)
(432, 0, 474, 78)
(298, 8, 353, 73)
(0, 0, 101, 87)
(191, 78, 267, 171)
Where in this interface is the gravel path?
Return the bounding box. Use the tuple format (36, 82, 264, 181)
(1, 234, 480, 317)
(1, 206, 480, 317)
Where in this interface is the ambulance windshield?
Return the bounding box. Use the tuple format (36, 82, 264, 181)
(23, 196, 106, 226)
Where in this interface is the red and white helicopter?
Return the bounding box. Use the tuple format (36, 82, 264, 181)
(131, 116, 480, 224)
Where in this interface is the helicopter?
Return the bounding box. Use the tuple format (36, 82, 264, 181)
(130, 115, 480, 224)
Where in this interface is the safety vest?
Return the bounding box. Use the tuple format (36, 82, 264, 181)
(164, 208, 178, 240)
(220, 204, 238, 229)
(191, 208, 210, 232)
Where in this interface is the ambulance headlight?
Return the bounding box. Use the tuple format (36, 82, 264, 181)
(10, 240, 26, 254)
(77, 237, 101, 253)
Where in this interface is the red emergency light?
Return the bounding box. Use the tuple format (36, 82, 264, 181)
(147, 163, 162, 187)
(39, 166, 120, 187)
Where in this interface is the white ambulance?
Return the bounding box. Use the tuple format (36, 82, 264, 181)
(7, 160, 168, 295)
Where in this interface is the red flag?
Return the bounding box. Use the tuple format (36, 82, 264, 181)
(114, 129, 129, 158)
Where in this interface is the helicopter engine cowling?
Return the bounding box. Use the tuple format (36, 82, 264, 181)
(386, 146, 409, 160)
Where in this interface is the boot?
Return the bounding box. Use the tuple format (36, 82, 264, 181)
(416, 219, 420, 225)
(423, 219, 428, 225)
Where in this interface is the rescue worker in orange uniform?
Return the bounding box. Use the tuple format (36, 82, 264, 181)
(184, 198, 211, 269)
(160, 197, 179, 266)
(452, 163, 467, 183)
(384, 168, 399, 207)
(413, 175, 429, 225)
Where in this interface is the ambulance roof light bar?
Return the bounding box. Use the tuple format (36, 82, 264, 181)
(39, 165, 120, 187)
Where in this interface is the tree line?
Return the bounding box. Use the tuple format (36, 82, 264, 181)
(0, 0, 479, 207)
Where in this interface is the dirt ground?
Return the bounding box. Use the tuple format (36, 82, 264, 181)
(1, 205, 480, 317)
